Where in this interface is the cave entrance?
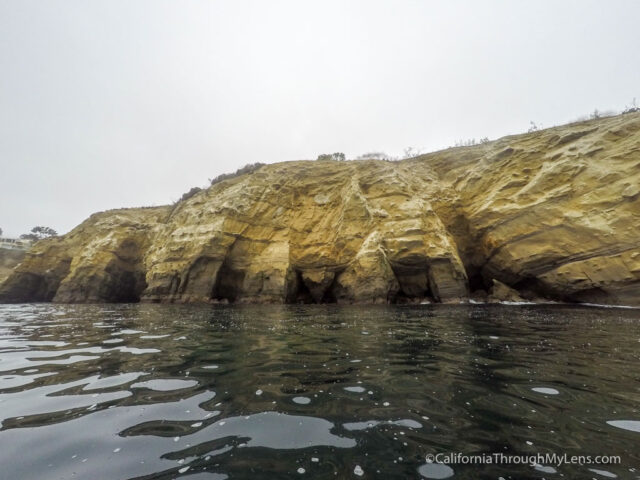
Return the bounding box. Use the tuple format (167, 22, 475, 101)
(466, 267, 487, 294)
(291, 270, 314, 304)
(286, 269, 341, 304)
(104, 266, 146, 302)
(212, 258, 245, 303)
(391, 264, 431, 303)
(100, 239, 147, 303)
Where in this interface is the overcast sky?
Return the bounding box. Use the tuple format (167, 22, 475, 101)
(1, 0, 639, 237)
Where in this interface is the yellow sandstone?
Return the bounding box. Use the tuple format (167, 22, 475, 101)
(2, 113, 639, 305)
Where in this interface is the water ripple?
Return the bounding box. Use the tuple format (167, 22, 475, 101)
(0, 303, 638, 478)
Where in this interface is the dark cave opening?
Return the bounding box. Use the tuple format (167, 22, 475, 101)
(466, 268, 488, 294)
(511, 276, 550, 301)
(321, 272, 340, 303)
(212, 259, 245, 303)
(290, 270, 314, 304)
(567, 287, 610, 304)
(95, 240, 148, 303)
(286, 269, 341, 304)
(390, 264, 432, 303)
(104, 267, 146, 303)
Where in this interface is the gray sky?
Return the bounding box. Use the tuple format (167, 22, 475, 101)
(1, 0, 639, 237)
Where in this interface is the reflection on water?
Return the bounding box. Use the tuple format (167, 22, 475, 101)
(0, 304, 639, 479)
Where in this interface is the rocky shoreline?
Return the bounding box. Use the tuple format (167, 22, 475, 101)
(1, 113, 639, 305)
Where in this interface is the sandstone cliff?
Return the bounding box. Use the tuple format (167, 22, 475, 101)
(0, 248, 26, 285)
(2, 113, 639, 305)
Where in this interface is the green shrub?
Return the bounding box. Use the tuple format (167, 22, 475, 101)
(179, 187, 202, 202)
(209, 162, 266, 186)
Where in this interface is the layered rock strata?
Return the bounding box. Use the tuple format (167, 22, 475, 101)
(2, 113, 639, 305)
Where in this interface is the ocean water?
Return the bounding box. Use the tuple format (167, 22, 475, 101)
(0, 303, 639, 479)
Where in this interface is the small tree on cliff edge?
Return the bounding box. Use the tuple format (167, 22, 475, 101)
(20, 226, 58, 242)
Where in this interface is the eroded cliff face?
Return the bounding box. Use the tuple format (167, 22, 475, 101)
(0, 208, 170, 303)
(2, 113, 639, 305)
(0, 248, 26, 285)
(140, 158, 468, 304)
